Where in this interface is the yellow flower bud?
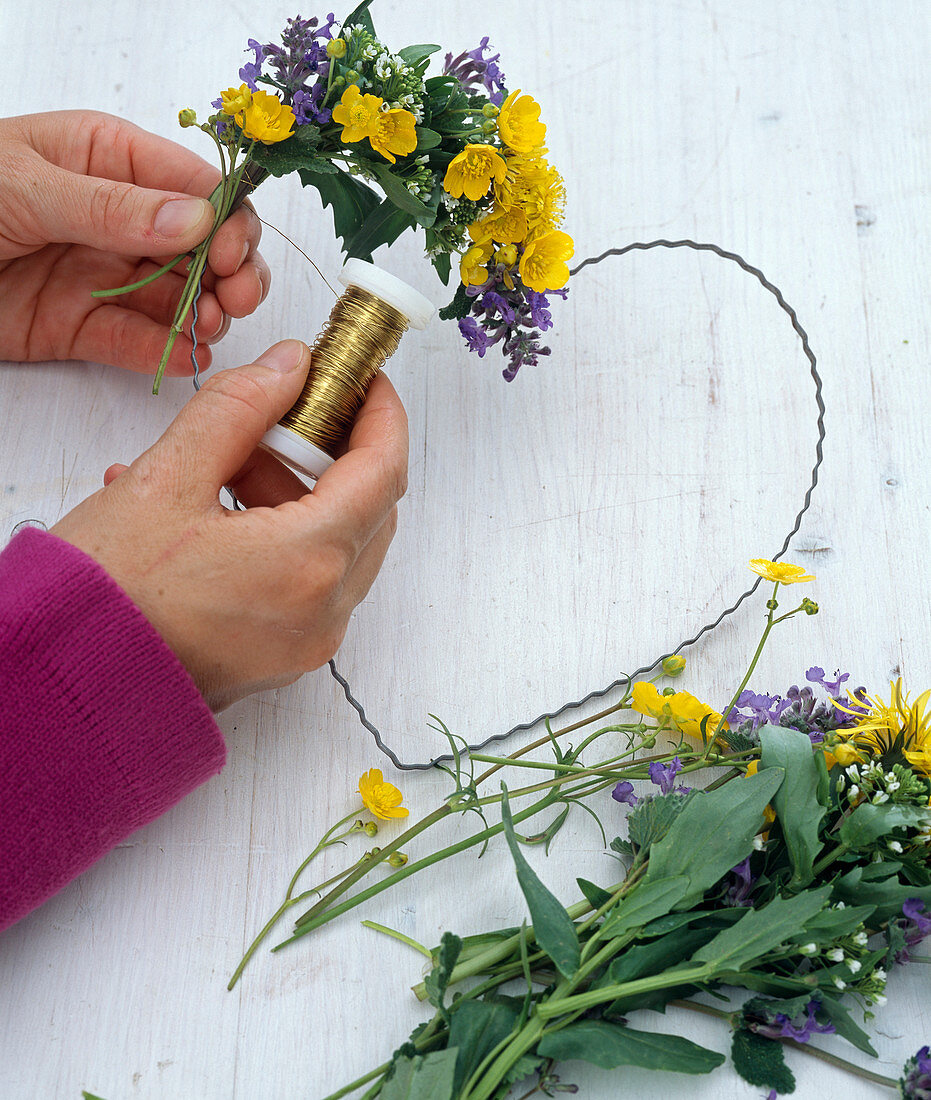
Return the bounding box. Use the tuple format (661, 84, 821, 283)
(662, 655, 687, 677)
(178, 108, 197, 128)
(363, 821, 379, 837)
(388, 852, 409, 868)
(327, 37, 347, 58)
(833, 742, 864, 767)
(495, 244, 518, 267)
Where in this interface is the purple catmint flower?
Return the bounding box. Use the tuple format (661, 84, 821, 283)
(443, 37, 507, 104)
(748, 997, 835, 1043)
(481, 290, 515, 324)
(611, 781, 638, 807)
(896, 899, 931, 963)
(240, 39, 265, 89)
(648, 757, 683, 795)
(900, 1046, 931, 1099)
(458, 316, 492, 356)
(724, 856, 757, 907)
(806, 666, 851, 697)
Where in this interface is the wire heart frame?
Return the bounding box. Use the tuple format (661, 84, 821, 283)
(190, 238, 826, 771)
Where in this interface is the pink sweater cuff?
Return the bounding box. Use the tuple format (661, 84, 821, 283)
(0, 526, 226, 931)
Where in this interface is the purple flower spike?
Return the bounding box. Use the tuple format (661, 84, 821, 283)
(900, 1046, 931, 1099)
(724, 856, 757, 907)
(458, 316, 492, 356)
(897, 898, 931, 962)
(750, 997, 835, 1044)
(443, 36, 507, 104)
(240, 39, 265, 89)
(611, 781, 638, 807)
(806, 666, 851, 696)
(648, 757, 683, 795)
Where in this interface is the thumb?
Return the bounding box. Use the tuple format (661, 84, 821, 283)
(33, 161, 216, 255)
(145, 340, 312, 495)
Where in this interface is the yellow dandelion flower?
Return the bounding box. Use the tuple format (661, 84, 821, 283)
(833, 679, 931, 777)
(460, 242, 494, 286)
(443, 143, 507, 201)
(220, 84, 252, 116)
(497, 88, 547, 153)
(519, 230, 574, 292)
(237, 89, 295, 144)
(369, 107, 418, 163)
(358, 768, 409, 820)
(332, 84, 384, 143)
(747, 558, 816, 585)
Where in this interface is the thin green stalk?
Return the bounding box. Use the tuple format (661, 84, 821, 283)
(361, 921, 433, 960)
(91, 253, 186, 297)
(535, 962, 714, 1020)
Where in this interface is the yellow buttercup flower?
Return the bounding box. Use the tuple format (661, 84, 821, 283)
(237, 89, 295, 144)
(469, 205, 528, 246)
(747, 558, 816, 585)
(369, 107, 418, 163)
(496, 88, 547, 153)
(443, 143, 507, 201)
(833, 679, 931, 777)
(631, 681, 726, 740)
(519, 230, 574, 292)
(358, 768, 409, 820)
(332, 84, 384, 143)
(220, 84, 252, 116)
(460, 242, 494, 286)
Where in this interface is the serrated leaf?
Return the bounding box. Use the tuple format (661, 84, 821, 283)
(600, 877, 690, 939)
(344, 199, 415, 260)
(301, 168, 381, 254)
(537, 1020, 725, 1074)
(839, 802, 931, 849)
(500, 786, 580, 978)
(760, 725, 826, 887)
(424, 932, 463, 1018)
(644, 769, 785, 909)
(499, 1053, 545, 1089)
(248, 126, 328, 178)
(368, 162, 438, 225)
(627, 791, 694, 853)
(448, 999, 520, 1092)
(380, 1049, 457, 1100)
(439, 283, 471, 321)
(731, 1029, 796, 1093)
(691, 887, 831, 972)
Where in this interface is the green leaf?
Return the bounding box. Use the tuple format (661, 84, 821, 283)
(301, 168, 381, 255)
(537, 1020, 725, 1075)
(644, 769, 785, 909)
(380, 1049, 458, 1100)
(691, 887, 831, 972)
(343, 0, 375, 33)
(627, 791, 695, 853)
(424, 932, 463, 1019)
(641, 907, 744, 938)
(831, 866, 931, 923)
(438, 283, 471, 321)
(839, 802, 931, 849)
(599, 927, 717, 1015)
(759, 725, 826, 887)
(344, 200, 415, 261)
(731, 1029, 796, 1093)
(247, 125, 328, 177)
(500, 785, 580, 979)
(368, 162, 438, 226)
(816, 993, 878, 1056)
(82, 1094, 107, 1100)
(600, 877, 690, 939)
(430, 250, 451, 286)
(398, 43, 442, 66)
(790, 903, 875, 944)
(576, 877, 613, 911)
(414, 126, 443, 151)
(499, 1054, 545, 1089)
(448, 999, 520, 1093)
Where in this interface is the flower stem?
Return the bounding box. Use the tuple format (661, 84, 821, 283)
(360, 920, 433, 959)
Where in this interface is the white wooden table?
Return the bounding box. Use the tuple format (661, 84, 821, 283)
(2, 1, 929, 1096)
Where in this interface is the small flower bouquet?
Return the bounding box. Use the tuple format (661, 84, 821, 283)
(106, 1, 573, 392)
(224, 560, 930, 1099)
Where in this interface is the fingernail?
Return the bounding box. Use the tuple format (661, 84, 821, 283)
(153, 197, 211, 239)
(256, 339, 306, 373)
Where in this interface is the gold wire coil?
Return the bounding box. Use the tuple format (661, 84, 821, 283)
(279, 285, 409, 456)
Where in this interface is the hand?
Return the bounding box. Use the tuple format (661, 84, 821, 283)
(51, 340, 408, 711)
(0, 110, 270, 375)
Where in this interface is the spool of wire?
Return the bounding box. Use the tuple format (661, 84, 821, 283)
(261, 260, 434, 480)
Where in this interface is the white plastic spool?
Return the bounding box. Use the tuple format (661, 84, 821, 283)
(260, 260, 434, 481)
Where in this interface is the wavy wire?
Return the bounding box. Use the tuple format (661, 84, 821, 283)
(189, 237, 826, 772)
(327, 239, 826, 770)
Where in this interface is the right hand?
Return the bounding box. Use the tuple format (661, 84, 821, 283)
(51, 340, 408, 711)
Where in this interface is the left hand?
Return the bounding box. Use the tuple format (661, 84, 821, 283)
(0, 110, 270, 375)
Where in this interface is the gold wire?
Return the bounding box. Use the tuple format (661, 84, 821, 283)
(280, 285, 409, 456)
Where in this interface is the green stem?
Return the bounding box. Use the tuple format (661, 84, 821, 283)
(535, 963, 713, 1020)
(91, 253, 186, 297)
(361, 920, 433, 960)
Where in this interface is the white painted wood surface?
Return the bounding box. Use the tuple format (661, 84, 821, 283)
(1, 1, 929, 1096)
